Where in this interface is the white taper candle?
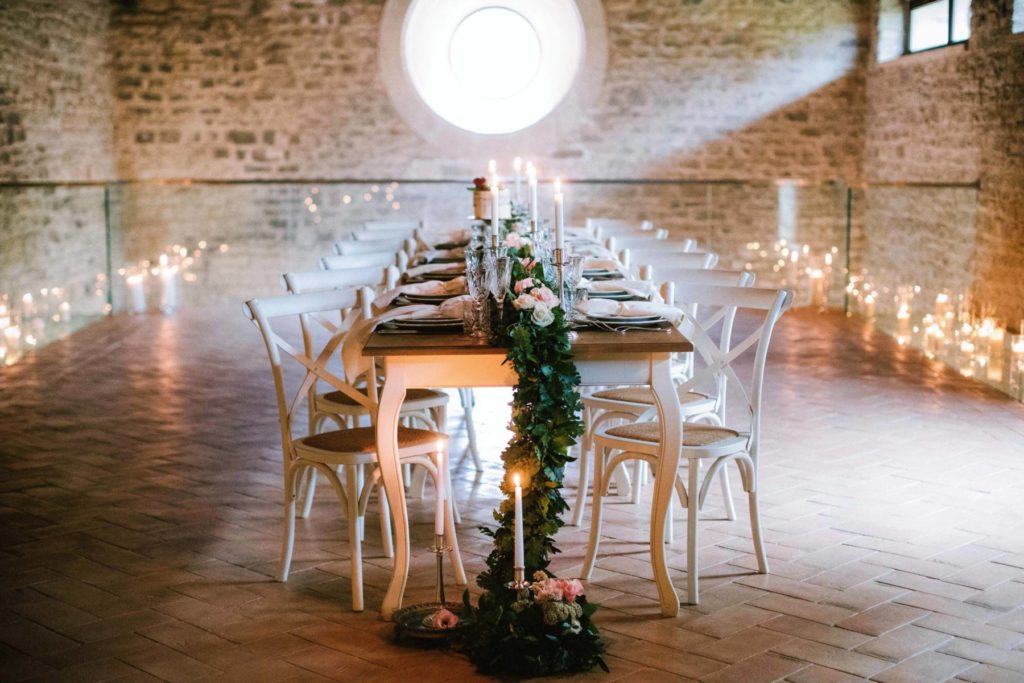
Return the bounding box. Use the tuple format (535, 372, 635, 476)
(513, 473, 524, 568)
(435, 447, 445, 536)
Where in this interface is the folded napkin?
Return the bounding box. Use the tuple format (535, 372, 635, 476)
(416, 247, 466, 264)
(437, 294, 471, 320)
(415, 228, 470, 251)
(583, 279, 654, 298)
(582, 258, 622, 272)
(405, 261, 465, 278)
(373, 276, 467, 310)
(575, 299, 683, 324)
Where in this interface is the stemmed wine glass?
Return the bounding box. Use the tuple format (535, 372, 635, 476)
(488, 255, 512, 335)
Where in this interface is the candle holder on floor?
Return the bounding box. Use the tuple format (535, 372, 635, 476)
(392, 532, 470, 645)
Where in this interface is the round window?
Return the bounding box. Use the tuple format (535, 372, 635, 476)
(391, 0, 598, 138)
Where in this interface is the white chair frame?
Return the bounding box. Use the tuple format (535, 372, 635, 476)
(582, 284, 793, 605)
(321, 251, 408, 273)
(335, 237, 415, 257)
(573, 270, 755, 527)
(244, 289, 465, 611)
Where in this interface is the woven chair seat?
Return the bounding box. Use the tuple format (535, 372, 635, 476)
(299, 426, 445, 454)
(320, 387, 447, 407)
(604, 421, 739, 447)
(591, 386, 709, 405)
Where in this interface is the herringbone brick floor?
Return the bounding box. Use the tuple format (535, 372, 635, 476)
(1, 308, 1023, 682)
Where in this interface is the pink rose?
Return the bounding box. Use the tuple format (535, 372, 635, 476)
(514, 277, 534, 294)
(558, 578, 585, 603)
(429, 607, 459, 629)
(505, 232, 523, 249)
(533, 286, 559, 307)
(520, 257, 536, 271)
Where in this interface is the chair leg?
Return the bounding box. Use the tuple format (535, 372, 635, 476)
(278, 466, 299, 582)
(749, 489, 769, 574)
(630, 459, 645, 505)
(582, 446, 607, 579)
(445, 458, 461, 524)
(409, 465, 428, 499)
(356, 465, 366, 541)
(378, 481, 394, 559)
(664, 483, 674, 545)
(459, 389, 482, 471)
(345, 464, 364, 612)
(298, 467, 317, 519)
(445, 481, 467, 586)
(570, 412, 592, 527)
(686, 458, 700, 605)
(720, 466, 737, 521)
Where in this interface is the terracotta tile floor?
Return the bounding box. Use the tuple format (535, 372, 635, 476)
(1, 308, 1023, 682)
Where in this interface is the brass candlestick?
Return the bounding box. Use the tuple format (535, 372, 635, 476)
(432, 532, 449, 608)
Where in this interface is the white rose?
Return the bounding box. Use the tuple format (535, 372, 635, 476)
(531, 304, 554, 327)
(513, 293, 537, 310)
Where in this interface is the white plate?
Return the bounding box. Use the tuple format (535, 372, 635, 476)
(587, 314, 667, 327)
(403, 292, 461, 304)
(588, 290, 634, 300)
(390, 317, 463, 330)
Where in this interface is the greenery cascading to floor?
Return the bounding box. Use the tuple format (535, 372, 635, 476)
(462, 235, 608, 676)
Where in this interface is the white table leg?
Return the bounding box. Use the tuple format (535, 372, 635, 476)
(649, 353, 682, 617)
(377, 362, 409, 620)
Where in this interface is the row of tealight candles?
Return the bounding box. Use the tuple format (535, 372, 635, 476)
(118, 241, 228, 314)
(0, 287, 78, 366)
(736, 240, 842, 309)
(846, 277, 1024, 401)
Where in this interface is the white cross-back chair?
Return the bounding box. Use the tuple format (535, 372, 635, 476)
(351, 227, 415, 241)
(620, 249, 717, 274)
(365, 219, 423, 232)
(572, 270, 756, 527)
(282, 269, 452, 518)
(284, 266, 396, 296)
(335, 237, 414, 257)
(321, 251, 409, 273)
(582, 284, 793, 605)
(244, 289, 465, 611)
(605, 234, 693, 253)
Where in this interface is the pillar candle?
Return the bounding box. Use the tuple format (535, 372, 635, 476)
(490, 175, 500, 242)
(527, 162, 538, 227)
(554, 177, 564, 252)
(513, 157, 522, 204)
(435, 448, 445, 536)
(127, 274, 146, 313)
(513, 473, 524, 568)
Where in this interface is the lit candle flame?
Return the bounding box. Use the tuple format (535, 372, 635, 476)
(526, 161, 536, 179)
(554, 177, 561, 194)
(513, 157, 522, 171)
(513, 473, 521, 487)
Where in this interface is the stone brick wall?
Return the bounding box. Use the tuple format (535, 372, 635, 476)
(0, 0, 115, 182)
(107, 0, 868, 183)
(861, 0, 1024, 328)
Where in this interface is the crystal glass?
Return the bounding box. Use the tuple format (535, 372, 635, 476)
(464, 248, 490, 338)
(561, 254, 585, 320)
(488, 255, 512, 337)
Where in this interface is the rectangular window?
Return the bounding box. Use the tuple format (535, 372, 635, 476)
(1014, 0, 1024, 34)
(907, 0, 971, 53)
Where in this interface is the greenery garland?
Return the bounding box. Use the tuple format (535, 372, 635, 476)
(462, 232, 608, 676)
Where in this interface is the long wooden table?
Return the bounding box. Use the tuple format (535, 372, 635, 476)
(364, 327, 693, 619)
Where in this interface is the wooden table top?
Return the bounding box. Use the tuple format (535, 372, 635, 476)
(363, 326, 693, 357)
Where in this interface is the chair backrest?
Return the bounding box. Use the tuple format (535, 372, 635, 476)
(322, 251, 408, 272)
(669, 284, 793, 456)
(283, 267, 391, 295)
(335, 237, 413, 256)
(657, 269, 755, 294)
(606, 233, 691, 252)
(364, 219, 423, 232)
(621, 249, 717, 271)
(243, 288, 376, 455)
(351, 227, 415, 241)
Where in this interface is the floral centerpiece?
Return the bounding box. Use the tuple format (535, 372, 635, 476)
(462, 238, 607, 676)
